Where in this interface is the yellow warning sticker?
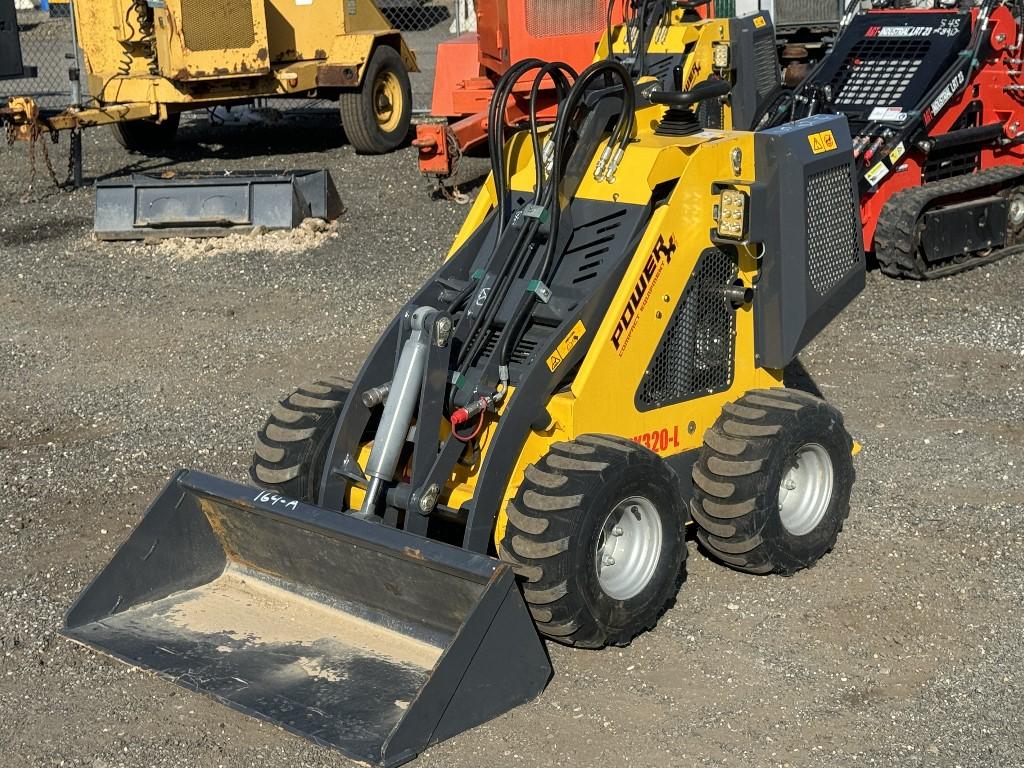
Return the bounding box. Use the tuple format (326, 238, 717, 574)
(888, 141, 906, 166)
(865, 161, 889, 187)
(807, 129, 838, 155)
(753, 15, 766, 28)
(547, 320, 586, 372)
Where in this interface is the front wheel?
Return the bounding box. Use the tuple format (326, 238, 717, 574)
(691, 388, 854, 574)
(249, 378, 350, 502)
(339, 45, 412, 154)
(498, 434, 687, 649)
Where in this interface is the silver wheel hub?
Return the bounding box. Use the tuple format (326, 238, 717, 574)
(1009, 195, 1024, 227)
(777, 443, 834, 536)
(595, 496, 663, 600)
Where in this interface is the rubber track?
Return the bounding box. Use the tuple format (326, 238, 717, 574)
(874, 165, 1024, 279)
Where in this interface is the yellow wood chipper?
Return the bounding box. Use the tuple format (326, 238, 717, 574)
(1, 0, 416, 154)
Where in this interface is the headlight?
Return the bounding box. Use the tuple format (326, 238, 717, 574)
(712, 42, 730, 69)
(716, 188, 747, 240)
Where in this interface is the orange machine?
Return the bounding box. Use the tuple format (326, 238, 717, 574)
(414, 0, 622, 179)
(414, 0, 715, 182)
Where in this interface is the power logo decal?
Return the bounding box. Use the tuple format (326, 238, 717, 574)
(547, 321, 586, 372)
(807, 129, 838, 155)
(753, 15, 766, 28)
(611, 234, 675, 354)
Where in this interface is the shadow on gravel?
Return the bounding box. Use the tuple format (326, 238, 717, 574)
(783, 359, 826, 400)
(430, 169, 489, 202)
(89, 114, 379, 182)
(0, 215, 90, 248)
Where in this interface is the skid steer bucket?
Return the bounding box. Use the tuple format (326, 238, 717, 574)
(62, 470, 551, 767)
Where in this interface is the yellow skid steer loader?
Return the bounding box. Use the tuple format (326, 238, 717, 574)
(64, 54, 865, 766)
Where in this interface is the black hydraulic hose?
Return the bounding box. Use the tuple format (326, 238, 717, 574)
(635, 0, 647, 78)
(452, 60, 552, 344)
(543, 60, 634, 274)
(489, 58, 545, 234)
(498, 60, 635, 368)
(456, 218, 541, 371)
(605, 0, 618, 58)
(459, 61, 582, 371)
(529, 63, 576, 204)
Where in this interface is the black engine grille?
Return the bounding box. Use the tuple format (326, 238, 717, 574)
(753, 33, 780, 102)
(806, 164, 861, 296)
(637, 248, 736, 410)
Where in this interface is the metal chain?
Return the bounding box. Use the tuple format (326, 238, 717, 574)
(65, 128, 80, 187)
(20, 131, 38, 204)
(40, 129, 64, 189)
(436, 129, 470, 205)
(14, 123, 70, 202)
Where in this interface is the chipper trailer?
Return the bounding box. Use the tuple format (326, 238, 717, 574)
(63, 56, 865, 766)
(758, 0, 1024, 278)
(0, 0, 416, 155)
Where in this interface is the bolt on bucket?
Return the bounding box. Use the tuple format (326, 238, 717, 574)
(63, 470, 551, 767)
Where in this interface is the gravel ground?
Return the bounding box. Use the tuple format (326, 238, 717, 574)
(1, 121, 1022, 768)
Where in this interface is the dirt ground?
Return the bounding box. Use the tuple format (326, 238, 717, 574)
(1, 117, 1022, 768)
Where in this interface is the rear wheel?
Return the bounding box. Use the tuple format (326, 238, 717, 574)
(339, 45, 412, 154)
(110, 114, 180, 154)
(498, 435, 687, 648)
(691, 388, 854, 574)
(250, 378, 350, 502)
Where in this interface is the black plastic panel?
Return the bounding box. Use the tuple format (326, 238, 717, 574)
(751, 114, 865, 369)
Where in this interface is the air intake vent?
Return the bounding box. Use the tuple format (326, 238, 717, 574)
(644, 55, 678, 90)
(637, 249, 737, 410)
(753, 33, 780, 102)
(525, 0, 605, 37)
(471, 327, 542, 369)
(772, 0, 841, 26)
(181, 0, 255, 52)
(806, 165, 860, 296)
(560, 208, 627, 286)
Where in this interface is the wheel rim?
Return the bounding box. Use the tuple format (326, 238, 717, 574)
(373, 70, 403, 133)
(777, 443, 834, 536)
(595, 495, 663, 600)
(1009, 194, 1024, 228)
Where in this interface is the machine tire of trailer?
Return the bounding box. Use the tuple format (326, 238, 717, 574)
(499, 434, 687, 649)
(250, 378, 352, 501)
(110, 113, 181, 154)
(691, 388, 854, 575)
(341, 45, 412, 155)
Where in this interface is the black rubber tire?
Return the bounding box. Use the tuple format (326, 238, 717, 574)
(110, 113, 181, 154)
(249, 378, 350, 502)
(498, 434, 687, 649)
(691, 388, 854, 575)
(339, 45, 412, 154)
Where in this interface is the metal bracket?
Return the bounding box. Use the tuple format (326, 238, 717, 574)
(527, 279, 552, 304)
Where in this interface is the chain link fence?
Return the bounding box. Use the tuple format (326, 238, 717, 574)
(1, 0, 469, 118)
(0, 5, 77, 112)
